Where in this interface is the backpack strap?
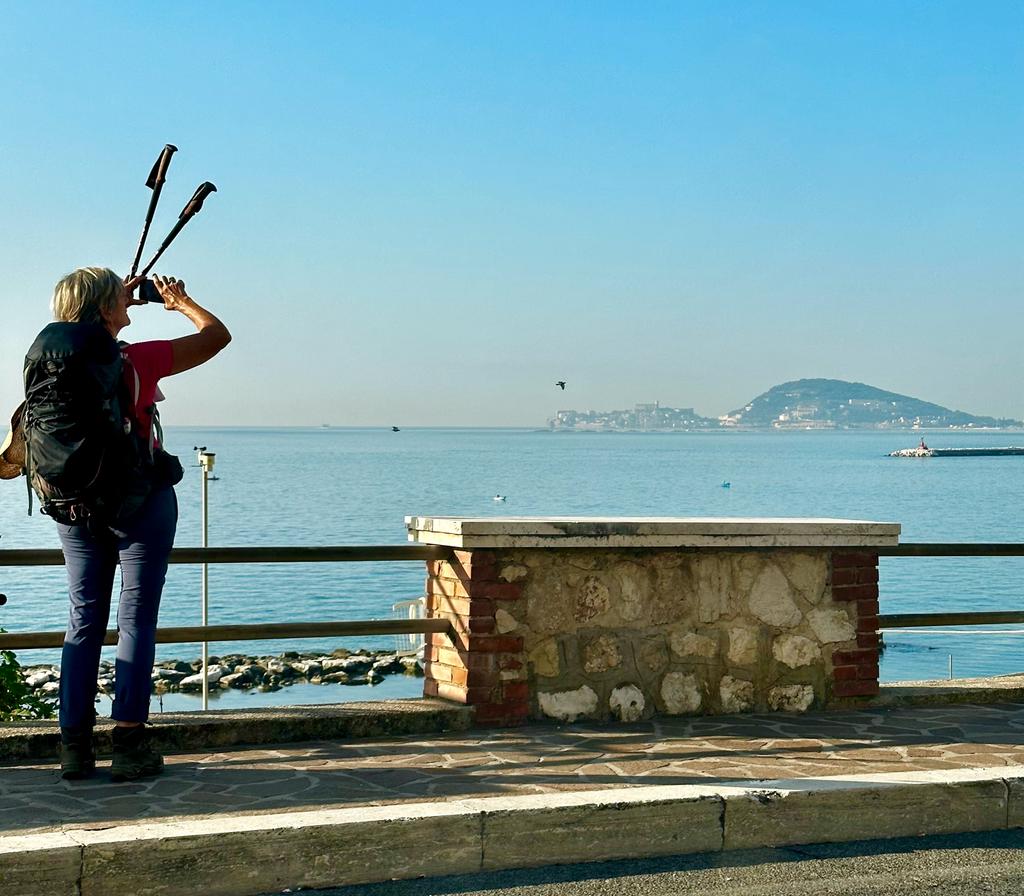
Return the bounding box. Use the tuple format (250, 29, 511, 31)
(23, 430, 32, 517)
(120, 349, 157, 462)
(128, 359, 141, 407)
(148, 403, 163, 457)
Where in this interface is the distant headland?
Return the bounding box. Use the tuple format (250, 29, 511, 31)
(548, 378, 1023, 432)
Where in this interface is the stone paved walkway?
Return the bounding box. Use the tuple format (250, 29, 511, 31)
(4, 702, 1024, 838)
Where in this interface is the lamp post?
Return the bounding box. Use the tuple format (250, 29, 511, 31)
(196, 447, 216, 710)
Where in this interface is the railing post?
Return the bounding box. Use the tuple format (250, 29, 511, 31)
(197, 449, 216, 710)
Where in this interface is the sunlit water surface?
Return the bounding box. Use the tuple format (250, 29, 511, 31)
(2, 427, 1022, 708)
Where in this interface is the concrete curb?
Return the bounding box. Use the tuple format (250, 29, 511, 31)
(0, 699, 472, 763)
(873, 675, 1024, 708)
(5, 766, 1024, 896)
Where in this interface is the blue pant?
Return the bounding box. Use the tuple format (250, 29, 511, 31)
(56, 487, 178, 729)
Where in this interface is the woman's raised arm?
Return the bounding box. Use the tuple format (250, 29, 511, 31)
(152, 275, 232, 376)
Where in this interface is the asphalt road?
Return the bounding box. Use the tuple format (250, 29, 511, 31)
(282, 829, 1024, 896)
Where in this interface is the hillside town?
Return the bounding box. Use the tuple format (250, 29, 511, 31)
(548, 380, 1022, 431)
(549, 402, 718, 431)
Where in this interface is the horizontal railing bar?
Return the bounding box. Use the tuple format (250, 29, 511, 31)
(0, 544, 1021, 567)
(884, 629, 1024, 635)
(0, 545, 452, 567)
(689, 544, 1023, 557)
(4, 543, 1022, 568)
(169, 546, 453, 564)
(878, 544, 1024, 557)
(669, 544, 1024, 556)
(0, 618, 455, 650)
(880, 612, 1024, 628)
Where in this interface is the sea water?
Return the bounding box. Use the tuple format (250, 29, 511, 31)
(1, 427, 1022, 708)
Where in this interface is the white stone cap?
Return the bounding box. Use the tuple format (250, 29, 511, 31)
(405, 517, 900, 549)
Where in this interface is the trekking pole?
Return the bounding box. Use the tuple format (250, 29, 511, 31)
(129, 144, 177, 279)
(139, 182, 217, 278)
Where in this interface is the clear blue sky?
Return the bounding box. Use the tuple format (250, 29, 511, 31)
(1, 2, 1020, 425)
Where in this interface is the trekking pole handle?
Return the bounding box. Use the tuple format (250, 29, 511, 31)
(146, 144, 178, 189)
(181, 181, 217, 219)
(139, 182, 217, 277)
(130, 144, 178, 278)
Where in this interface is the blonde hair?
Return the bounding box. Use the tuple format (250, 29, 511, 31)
(51, 267, 123, 324)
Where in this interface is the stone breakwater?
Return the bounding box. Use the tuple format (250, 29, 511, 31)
(889, 446, 1024, 457)
(21, 649, 424, 699)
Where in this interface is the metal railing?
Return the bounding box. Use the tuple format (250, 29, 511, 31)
(875, 543, 1024, 630)
(1, 619, 455, 651)
(0, 544, 456, 654)
(0, 545, 451, 566)
(2, 541, 1023, 647)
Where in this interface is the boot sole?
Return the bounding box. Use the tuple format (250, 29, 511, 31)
(110, 760, 164, 783)
(61, 766, 96, 780)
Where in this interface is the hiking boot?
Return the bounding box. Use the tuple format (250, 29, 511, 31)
(110, 724, 163, 782)
(60, 729, 96, 780)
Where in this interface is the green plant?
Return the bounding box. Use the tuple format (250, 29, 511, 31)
(0, 630, 57, 721)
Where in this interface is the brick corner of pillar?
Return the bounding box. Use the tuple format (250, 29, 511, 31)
(423, 548, 528, 727)
(828, 549, 882, 706)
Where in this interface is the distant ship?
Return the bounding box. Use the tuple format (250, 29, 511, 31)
(392, 426, 401, 432)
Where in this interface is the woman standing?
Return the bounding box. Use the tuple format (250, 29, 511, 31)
(37, 267, 230, 781)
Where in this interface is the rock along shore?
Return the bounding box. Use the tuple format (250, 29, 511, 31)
(21, 648, 424, 700)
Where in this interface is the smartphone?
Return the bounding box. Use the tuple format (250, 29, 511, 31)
(139, 279, 162, 303)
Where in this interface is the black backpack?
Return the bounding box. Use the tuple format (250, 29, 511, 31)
(23, 322, 159, 531)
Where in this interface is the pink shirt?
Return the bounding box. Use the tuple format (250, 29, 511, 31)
(122, 341, 173, 447)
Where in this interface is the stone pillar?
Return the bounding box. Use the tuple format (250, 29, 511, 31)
(423, 549, 529, 726)
(827, 551, 881, 701)
(409, 517, 898, 726)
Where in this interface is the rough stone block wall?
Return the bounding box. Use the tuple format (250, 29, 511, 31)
(424, 546, 882, 725)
